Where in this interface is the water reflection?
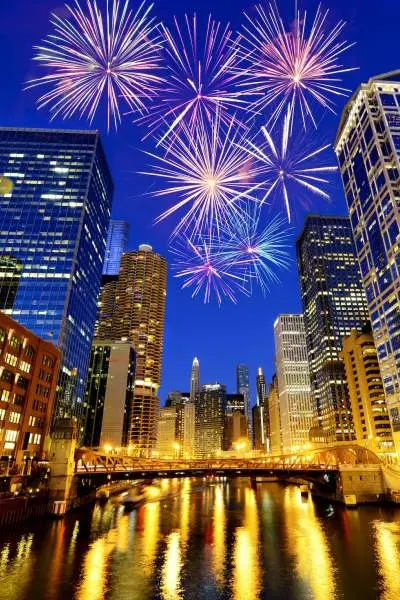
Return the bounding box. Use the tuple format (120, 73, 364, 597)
(140, 500, 160, 576)
(233, 487, 262, 600)
(161, 532, 182, 600)
(212, 485, 226, 587)
(284, 486, 336, 600)
(77, 528, 117, 600)
(374, 521, 400, 600)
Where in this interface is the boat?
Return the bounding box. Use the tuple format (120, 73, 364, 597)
(119, 490, 147, 510)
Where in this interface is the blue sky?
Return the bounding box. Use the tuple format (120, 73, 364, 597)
(0, 0, 399, 404)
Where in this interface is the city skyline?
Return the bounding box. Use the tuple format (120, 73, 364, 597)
(0, 0, 399, 400)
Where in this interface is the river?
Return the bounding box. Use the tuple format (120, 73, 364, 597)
(0, 478, 400, 600)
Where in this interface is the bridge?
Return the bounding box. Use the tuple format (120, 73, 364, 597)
(47, 441, 400, 512)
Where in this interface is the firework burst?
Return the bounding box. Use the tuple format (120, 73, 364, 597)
(170, 235, 248, 304)
(221, 208, 291, 294)
(239, 2, 356, 128)
(27, 0, 163, 130)
(142, 112, 265, 239)
(137, 14, 247, 144)
(242, 108, 337, 222)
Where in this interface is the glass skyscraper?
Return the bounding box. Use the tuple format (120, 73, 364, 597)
(297, 215, 369, 442)
(103, 219, 129, 276)
(335, 72, 400, 450)
(0, 128, 113, 425)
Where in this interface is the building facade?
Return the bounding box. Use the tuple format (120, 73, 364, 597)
(0, 312, 60, 466)
(95, 245, 167, 455)
(236, 364, 251, 433)
(252, 367, 270, 451)
(83, 341, 135, 448)
(335, 72, 400, 449)
(195, 384, 226, 457)
(340, 327, 394, 457)
(268, 374, 282, 455)
(0, 128, 113, 427)
(155, 406, 178, 457)
(297, 215, 369, 442)
(274, 314, 313, 454)
(190, 357, 200, 402)
(103, 220, 129, 276)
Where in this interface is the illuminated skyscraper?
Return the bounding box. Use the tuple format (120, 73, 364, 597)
(190, 357, 200, 402)
(0, 128, 113, 424)
(335, 72, 400, 449)
(103, 220, 129, 276)
(297, 215, 369, 442)
(253, 367, 270, 451)
(96, 244, 167, 455)
(236, 363, 251, 431)
(195, 383, 226, 457)
(274, 314, 313, 453)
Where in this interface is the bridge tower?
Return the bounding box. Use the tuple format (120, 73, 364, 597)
(48, 418, 78, 514)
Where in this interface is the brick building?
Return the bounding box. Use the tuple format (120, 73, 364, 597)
(0, 312, 60, 467)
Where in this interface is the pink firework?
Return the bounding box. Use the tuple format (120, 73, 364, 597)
(238, 2, 357, 128)
(27, 0, 163, 131)
(170, 235, 248, 305)
(141, 111, 265, 239)
(136, 13, 248, 144)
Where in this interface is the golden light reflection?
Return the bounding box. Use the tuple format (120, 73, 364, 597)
(373, 521, 400, 600)
(1, 535, 35, 600)
(233, 487, 261, 600)
(77, 528, 118, 600)
(283, 487, 335, 600)
(161, 531, 182, 600)
(142, 501, 160, 576)
(180, 478, 191, 550)
(116, 514, 130, 553)
(213, 485, 226, 587)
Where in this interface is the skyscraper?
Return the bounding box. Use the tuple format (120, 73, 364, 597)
(274, 314, 313, 453)
(335, 72, 400, 449)
(190, 357, 200, 402)
(236, 363, 251, 431)
(96, 245, 167, 455)
(297, 215, 369, 442)
(253, 367, 270, 451)
(268, 374, 282, 455)
(0, 128, 113, 424)
(195, 383, 226, 457)
(103, 220, 129, 276)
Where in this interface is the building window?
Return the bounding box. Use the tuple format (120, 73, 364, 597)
(9, 337, 22, 352)
(0, 389, 10, 403)
(0, 408, 6, 421)
(13, 394, 24, 407)
(9, 411, 21, 424)
(1, 370, 14, 384)
(5, 429, 18, 442)
(20, 360, 31, 374)
(24, 345, 35, 359)
(17, 376, 28, 390)
(4, 353, 18, 367)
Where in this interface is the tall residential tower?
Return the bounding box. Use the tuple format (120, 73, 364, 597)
(335, 71, 400, 449)
(190, 357, 200, 402)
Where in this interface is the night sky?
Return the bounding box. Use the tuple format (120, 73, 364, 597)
(0, 0, 399, 404)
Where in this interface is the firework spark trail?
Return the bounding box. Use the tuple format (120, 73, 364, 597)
(170, 235, 249, 304)
(141, 112, 266, 239)
(238, 2, 357, 128)
(27, 0, 163, 130)
(241, 108, 337, 222)
(136, 13, 248, 144)
(221, 208, 292, 294)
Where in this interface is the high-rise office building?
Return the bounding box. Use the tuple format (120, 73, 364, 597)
(190, 357, 200, 402)
(274, 314, 313, 453)
(0, 128, 113, 425)
(253, 368, 270, 451)
(177, 401, 195, 458)
(268, 374, 282, 455)
(236, 364, 252, 437)
(335, 72, 400, 449)
(96, 245, 167, 455)
(155, 406, 178, 458)
(195, 383, 226, 457)
(340, 327, 394, 457)
(84, 341, 135, 448)
(297, 215, 369, 442)
(103, 220, 129, 276)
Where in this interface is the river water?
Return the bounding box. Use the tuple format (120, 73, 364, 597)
(0, 478, 400, 600)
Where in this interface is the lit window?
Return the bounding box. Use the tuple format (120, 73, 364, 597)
(0, 389, 10, 402)
(9, 412, 21, 424)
